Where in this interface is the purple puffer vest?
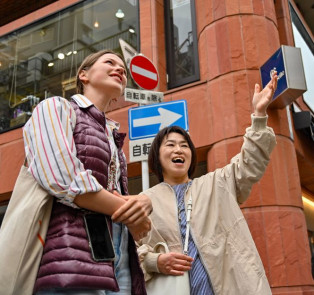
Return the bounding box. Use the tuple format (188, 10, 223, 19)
(34, 101, 146, 295)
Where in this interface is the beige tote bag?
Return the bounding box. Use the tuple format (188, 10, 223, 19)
(0, 165, 53, 295)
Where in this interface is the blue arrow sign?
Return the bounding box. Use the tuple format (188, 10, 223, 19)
(128, 100, 189, 140)
(260, 46, 288, 101)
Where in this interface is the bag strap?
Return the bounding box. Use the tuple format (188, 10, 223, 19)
(183, 192, 192, 255)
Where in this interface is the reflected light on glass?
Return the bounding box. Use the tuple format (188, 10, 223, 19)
(73, 50, 77, 54)
(115, 9, 124, 19)
(302, 196, 314, 208)
(58, 53, 65, 60)
(129, 27, 135, 34)
(48, 62, 54, 67)
(66, 51, 72, 56)
(94, 21, 99, 28)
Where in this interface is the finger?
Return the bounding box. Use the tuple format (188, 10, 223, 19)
(177, 259, 193, 267)
(269, 72, 277, 89)
(169, 270, 185, 276)
(184, 255, 194, 262)
(171, 253, 194, 262)
(273, 73, 278, 90)
(173, 262, 192, 271)
(117, 207, 143, 224)
(124, 212, 148, 226)
(112, 202, 134, 221)
(121, 205, 149, 225)
(254, 83, 260, 94)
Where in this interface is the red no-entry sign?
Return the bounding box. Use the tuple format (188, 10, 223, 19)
(129, 55, 159, 90)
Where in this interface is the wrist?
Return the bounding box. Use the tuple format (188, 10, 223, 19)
(254, 111, 267, 117)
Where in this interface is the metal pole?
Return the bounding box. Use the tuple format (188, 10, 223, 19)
(138, 101, 150, 191)
(141, 159, 149, 191)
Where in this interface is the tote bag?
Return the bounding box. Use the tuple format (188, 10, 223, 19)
(0, 165, 53, 295)
(146, 242, 190, 295)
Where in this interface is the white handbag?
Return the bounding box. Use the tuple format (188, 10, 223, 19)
(146, 266, 190, 295)
(0, 165, 53, 295)
(146, 194, 193, 295)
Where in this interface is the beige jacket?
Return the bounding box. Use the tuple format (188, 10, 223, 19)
(137, 115, 276, 295)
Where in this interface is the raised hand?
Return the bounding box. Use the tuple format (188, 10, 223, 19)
(252, 71, 278, 117)
(157, 252, 193, 276)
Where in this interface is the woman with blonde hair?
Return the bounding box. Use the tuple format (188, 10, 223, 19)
(24, 50, 151, 294)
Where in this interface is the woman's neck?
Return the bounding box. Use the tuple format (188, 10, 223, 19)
(163, 175, 190, 186)
(84, 89, 112, 113)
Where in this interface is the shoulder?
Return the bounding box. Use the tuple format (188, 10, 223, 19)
(38, 96, 76, 124)
(35, 96, 72, 111)
(141, 183, 169, 198)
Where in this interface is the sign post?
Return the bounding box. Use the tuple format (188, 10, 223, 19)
(126, 54, 161, 190)
(128, 100, 189, 190)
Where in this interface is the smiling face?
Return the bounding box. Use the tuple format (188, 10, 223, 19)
(80, 53, 127, 99)
(159, 132, 192, 185)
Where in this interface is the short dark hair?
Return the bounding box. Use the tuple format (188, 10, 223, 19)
(148, 126, 197, 182)
(76, 49, 126, 94)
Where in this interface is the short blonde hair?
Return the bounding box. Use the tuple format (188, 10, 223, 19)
(76, 50, 125, 94)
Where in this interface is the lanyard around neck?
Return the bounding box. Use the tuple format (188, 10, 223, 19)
(183, 192, 192, 255)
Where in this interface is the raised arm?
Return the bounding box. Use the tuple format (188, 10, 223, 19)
(218, 73, 278, 204)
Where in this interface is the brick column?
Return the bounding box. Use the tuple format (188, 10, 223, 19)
(196, 0, 314, 293)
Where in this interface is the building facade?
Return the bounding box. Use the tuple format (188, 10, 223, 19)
(0, 0, 313, 293)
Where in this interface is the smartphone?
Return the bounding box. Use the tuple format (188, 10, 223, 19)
(83, 213, 115, 262)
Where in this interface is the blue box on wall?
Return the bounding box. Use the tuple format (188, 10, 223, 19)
(260, 45, 307, 109)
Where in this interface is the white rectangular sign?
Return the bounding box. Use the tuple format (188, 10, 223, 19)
(129, 137, 154, 162)
(124, 88, 163, 105)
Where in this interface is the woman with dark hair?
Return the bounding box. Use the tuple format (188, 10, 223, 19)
(136, 73, 278, 295)
(23, 50, 151, 294)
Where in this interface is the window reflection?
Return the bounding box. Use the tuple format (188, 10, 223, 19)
(0, 0, 139, 133)
(165, 0, 199, 88)
(290, 4, 314, 112)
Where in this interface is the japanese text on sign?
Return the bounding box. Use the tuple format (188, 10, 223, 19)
(129, 137, 154, 162)
(124, 88, 163, 105)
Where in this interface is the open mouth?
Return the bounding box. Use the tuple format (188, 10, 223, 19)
(172, 157, 184, 164)
(110, 74, 122, 82)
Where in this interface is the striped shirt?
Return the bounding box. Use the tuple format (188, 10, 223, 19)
(23, 94, 122, 208)
(173, 182, 215, 295)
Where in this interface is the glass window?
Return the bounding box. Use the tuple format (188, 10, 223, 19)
(289, 3, 314, 112)
(164, 0, 199, 89)
(0, 0, 139, 133)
